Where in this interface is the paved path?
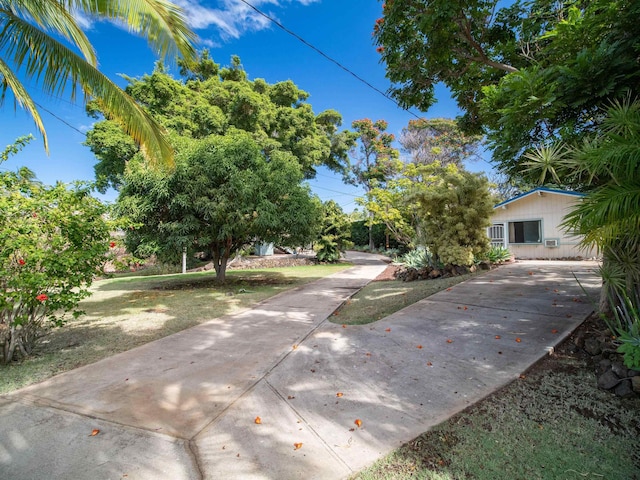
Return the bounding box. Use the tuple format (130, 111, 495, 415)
(0, 254, 600, 479)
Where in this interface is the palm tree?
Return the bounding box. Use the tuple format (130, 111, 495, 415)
(562, 98, 640, 303)
(0, 0, 196, 163)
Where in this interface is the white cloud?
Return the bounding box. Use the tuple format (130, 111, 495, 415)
(177, 0, 320, 42)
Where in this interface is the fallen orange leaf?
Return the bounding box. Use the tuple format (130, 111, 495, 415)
(287, 395, 295, 400)
(446, 339, 453, 344)
(426, 361, 433, 366)
(417, 345, 423, 349)
(551, 329, 559, 334)
(336, 392, 344, 397)
(342, 324, 347, 328)
(446, 288, 452, 291)
(519, 374, 526, 379)
(365, 352, 372, 356)
(515, 338, 522, 343)
(292, 344, 298, 350)
(254, 416, 262, 424)
(293, 443, 303, 450)
(90, 429, 100, 436)
(495, 335, 501, 339)
(463, 306, 468, 310)
(354, 419, 363, 428)
(528, 271, 533, 275)
(385, 328, 391, 332)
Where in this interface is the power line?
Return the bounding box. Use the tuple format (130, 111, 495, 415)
(237, 0, 421, 120)
(34, 101, 86, 136)
(307, 183, 362, 197)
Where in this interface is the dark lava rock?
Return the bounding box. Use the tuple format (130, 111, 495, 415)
(597, 370, 621, 390)
(584, 337, 603, 356)
(614, 379, 635, 398)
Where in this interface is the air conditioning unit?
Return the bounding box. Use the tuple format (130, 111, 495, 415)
(544, 239, 559, 248)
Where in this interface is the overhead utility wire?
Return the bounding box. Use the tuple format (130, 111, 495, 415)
(34, 101, 86, 136)
(237, 0, 421, 120)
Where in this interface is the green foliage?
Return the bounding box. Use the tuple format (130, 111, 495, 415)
(85, 52, 355, 190)
(399, 248, 436, 270)
(350, 221, 400, 250)
(400, 118, 482, 166)
(415, 164, 493, 266)
(315, 201, 352, 263)
(0, 0, 195, 162)
(345, 118, 401, 250)
(479, 246, 512, 264)
(117, 131, 321, 282)
(374, 0, 640, 182)
(0, 142, 110, 363)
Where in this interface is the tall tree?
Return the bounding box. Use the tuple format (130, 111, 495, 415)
(117, 131, 321, 282)
(344, 118, 400, 250)
(85, 53, 355, 191)
(374, 0, 640, 178)
(0, 0, 196, 163)
(400, 118, 482, 167)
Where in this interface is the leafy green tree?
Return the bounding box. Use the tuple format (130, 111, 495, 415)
(0, 0, 195, 162)
(344, 118, 400, 250)
(414, 163, 493, 266)
(85, 53, 355, 191)
(0, 139, 110, 363)
(315, 201, 352, 263)
(400, 118, 482, 167)
(117, 131, 321, 282)
(374, 0, 640, 178)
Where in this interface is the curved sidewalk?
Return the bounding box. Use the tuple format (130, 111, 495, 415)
(0, 254, 600, 479)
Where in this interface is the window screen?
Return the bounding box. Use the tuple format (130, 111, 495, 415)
(509, 221, 541, 243)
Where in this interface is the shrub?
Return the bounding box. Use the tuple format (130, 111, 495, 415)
(610, 290, 640, 370)
(0, 165, 109, 363)
(478, 246, 512, 264)
(399, 248, 437, 269)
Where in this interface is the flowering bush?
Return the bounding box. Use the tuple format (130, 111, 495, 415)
(0, 146, 109, 363)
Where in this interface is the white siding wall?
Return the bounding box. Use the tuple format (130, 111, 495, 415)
(491, 192, 595, 259)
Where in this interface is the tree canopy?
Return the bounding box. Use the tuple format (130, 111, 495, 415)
(0, 0, 196, 162)
(86, 52, 355, 191)
(399, 118, 482, 167)
(117, 131, 321, 281)
(374, 0, 640, 181)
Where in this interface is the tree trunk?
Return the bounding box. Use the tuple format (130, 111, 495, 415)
(368, 211, 375, 251)
(211, 237, 232, 283)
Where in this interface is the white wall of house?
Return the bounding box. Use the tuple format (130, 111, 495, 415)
(491, 190, 595, 259)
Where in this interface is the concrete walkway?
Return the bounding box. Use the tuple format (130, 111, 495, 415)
(0, 253, 600, 479)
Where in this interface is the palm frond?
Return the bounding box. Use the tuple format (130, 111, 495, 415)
(522, 143, 570, 185)
(0, 9, 172, 163)
(3, 0, 96, 64)
(69, 0, 196, 61)
(0, 57, 48, 152)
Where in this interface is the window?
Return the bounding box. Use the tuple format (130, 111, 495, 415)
(508, 220, 541, 244)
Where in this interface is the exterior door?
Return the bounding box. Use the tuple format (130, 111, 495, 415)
(489, 223, 506, 248)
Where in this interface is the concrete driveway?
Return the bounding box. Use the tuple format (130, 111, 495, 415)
(0, 254, 600, 479)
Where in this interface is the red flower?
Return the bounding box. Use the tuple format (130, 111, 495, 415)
(36, 294, 48, 302)
(376, 46, 385, 53)
(109, 242, 116, 248)
(18, 259, 26, 265)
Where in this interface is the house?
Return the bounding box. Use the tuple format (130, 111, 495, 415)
(489, 187, 595, 259)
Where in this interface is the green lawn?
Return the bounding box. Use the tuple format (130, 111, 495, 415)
(332, 273, 477, 325)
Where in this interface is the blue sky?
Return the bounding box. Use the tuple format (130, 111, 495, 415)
(1, 0, 491, 212)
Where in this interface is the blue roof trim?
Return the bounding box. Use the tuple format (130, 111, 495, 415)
(494, 187, 585, 209)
